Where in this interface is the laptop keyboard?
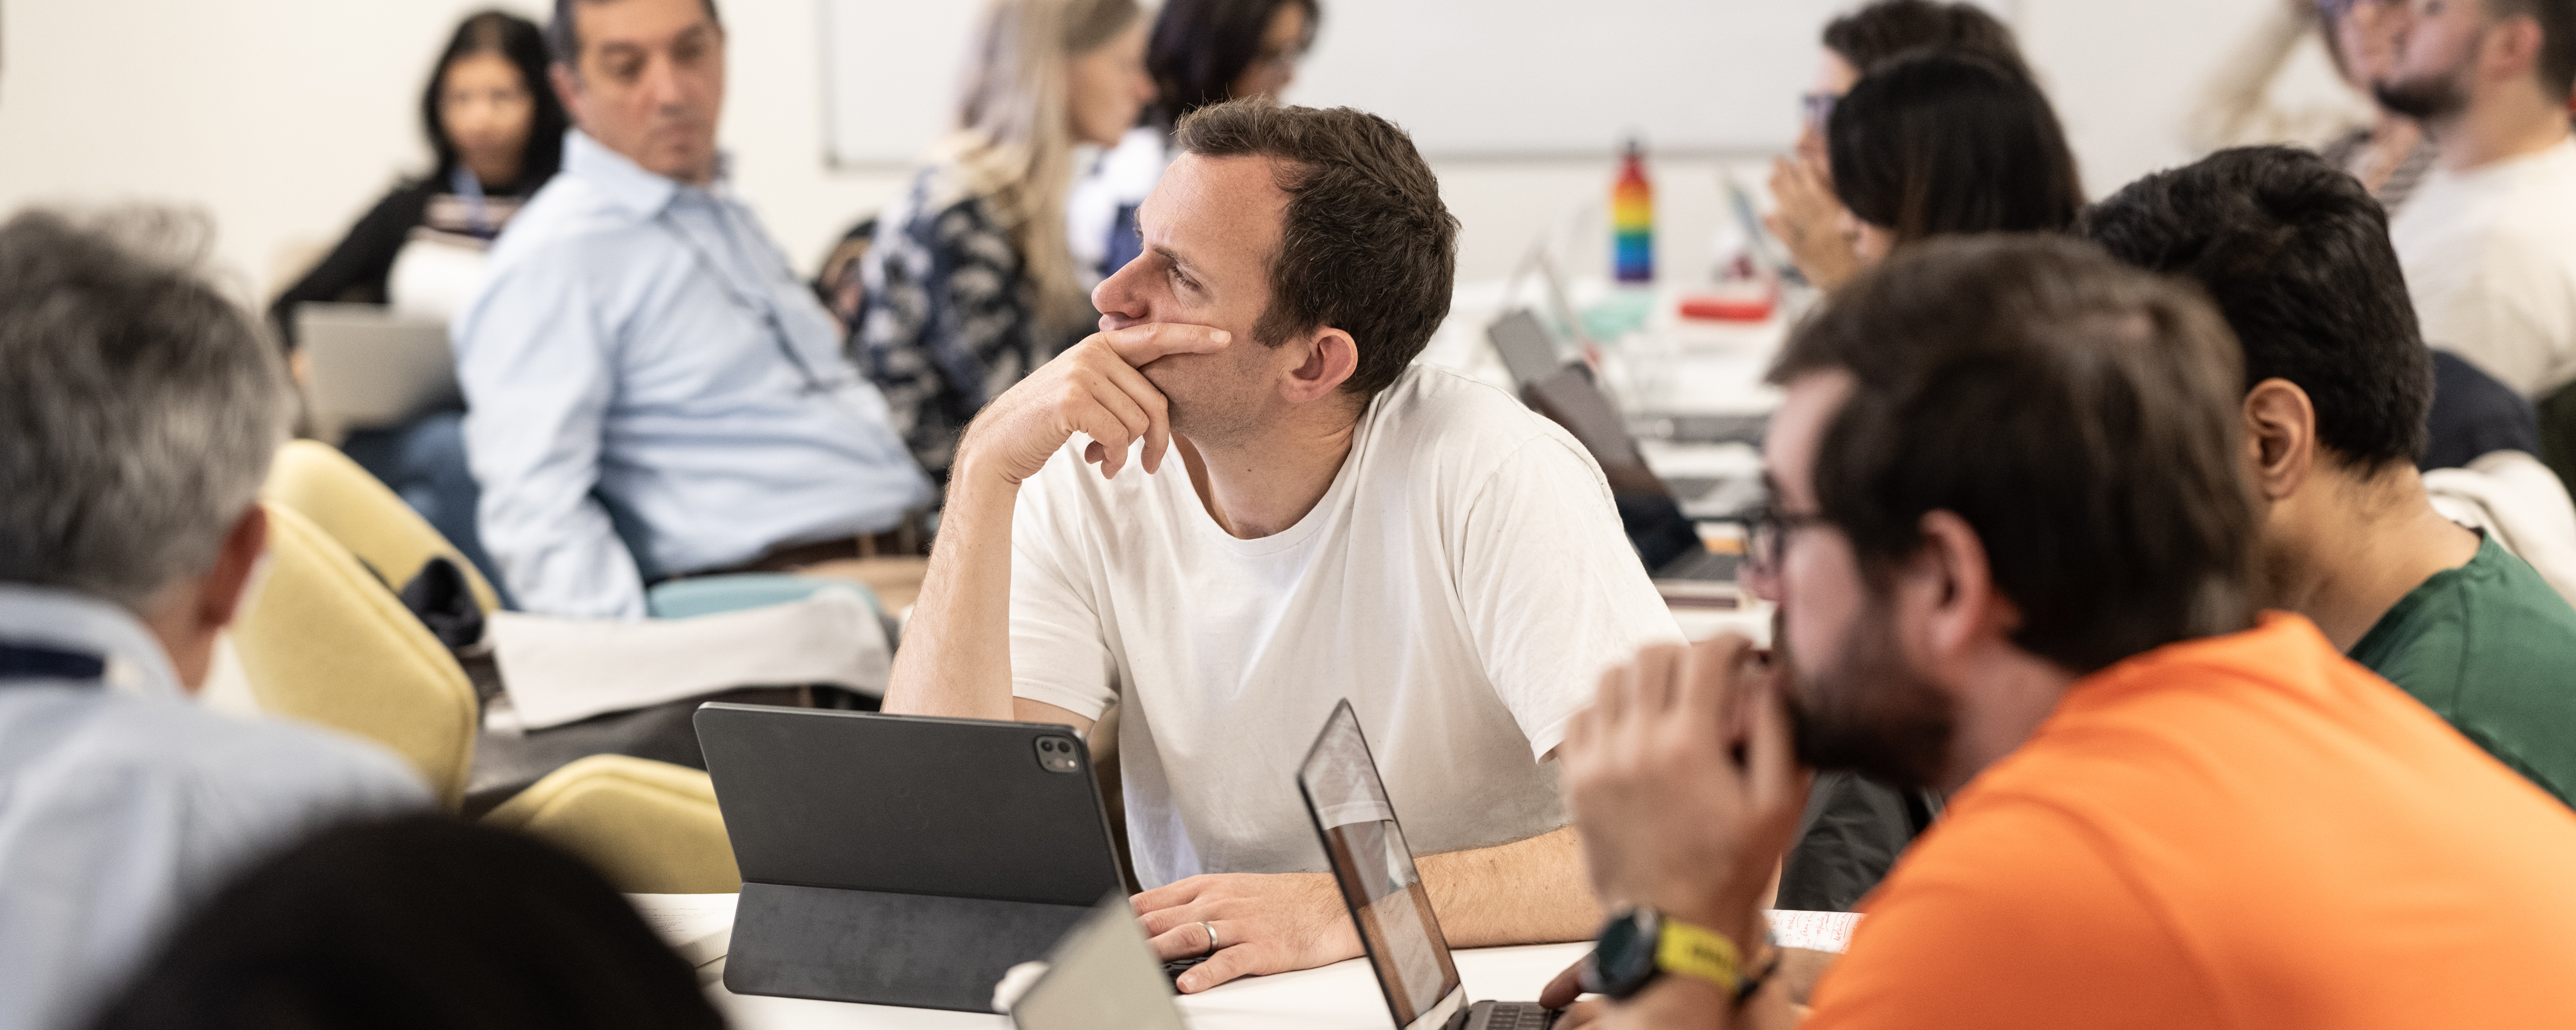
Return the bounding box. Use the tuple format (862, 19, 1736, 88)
(1475, 1003, 1561, 1030)
(1162, 956, 1208, 984)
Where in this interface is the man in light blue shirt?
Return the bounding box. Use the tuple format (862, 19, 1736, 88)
(456, 0, 930, 619)
(0, 210, 430, 1030)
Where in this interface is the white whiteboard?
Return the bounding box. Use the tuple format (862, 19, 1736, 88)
(821, 0, 2018, 167)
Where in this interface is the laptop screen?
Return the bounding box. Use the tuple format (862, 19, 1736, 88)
(1295, 701, 1466, 1028)
(1009, 894, 1187, 1030)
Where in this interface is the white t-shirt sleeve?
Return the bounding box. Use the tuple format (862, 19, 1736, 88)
(1008, 448, 1121, 722)
(1455, 436, 1688, 762)
(2419, 226, 2576, 397)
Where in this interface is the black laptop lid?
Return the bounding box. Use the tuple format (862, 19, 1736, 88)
(693, 703, 1125, 905)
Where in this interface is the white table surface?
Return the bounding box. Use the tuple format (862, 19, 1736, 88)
(1420, 278, 1798, 420)
(709, 942, 1592, 1030)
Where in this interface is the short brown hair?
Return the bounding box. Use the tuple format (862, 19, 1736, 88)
(1174, 99, 1459, 399)
(1769, 235, 2258, 674)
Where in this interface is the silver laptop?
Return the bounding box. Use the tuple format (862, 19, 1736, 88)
(1296, 700, 1560, 1030)
(294, 302, 461, 430)
(1008, 894, 1188, 1030)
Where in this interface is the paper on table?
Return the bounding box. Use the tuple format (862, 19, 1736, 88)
(628, 892, 738, 969)
(1765, 909, 1862, 954)
(490, 587, 888, 729)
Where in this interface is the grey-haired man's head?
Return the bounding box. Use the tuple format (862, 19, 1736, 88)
(0, 208, 290, 685)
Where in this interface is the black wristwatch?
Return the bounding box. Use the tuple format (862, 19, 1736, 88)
(1584, 906, 1674, 1000)
(1583, 906, 1775, 1005)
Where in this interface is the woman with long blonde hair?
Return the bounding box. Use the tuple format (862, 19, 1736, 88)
(850, 0, 1155, 484)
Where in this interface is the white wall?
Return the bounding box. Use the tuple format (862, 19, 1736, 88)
(0, 0, 909, 301)
(0, 0, 2352, 301)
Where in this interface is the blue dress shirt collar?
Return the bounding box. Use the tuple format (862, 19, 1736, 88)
(560, 129, 740, 220)
(0, 583, 183, 697)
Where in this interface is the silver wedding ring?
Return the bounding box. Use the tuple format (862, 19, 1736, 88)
(1199, 920, 1223, 954)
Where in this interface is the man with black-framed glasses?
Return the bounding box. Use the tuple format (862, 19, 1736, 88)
(1541, 236, 2576, 1028)
(455, 0, 933, 619)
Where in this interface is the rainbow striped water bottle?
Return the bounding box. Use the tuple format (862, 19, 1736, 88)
(1613, 138, 1654, 283)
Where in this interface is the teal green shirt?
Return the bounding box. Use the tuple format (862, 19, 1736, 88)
(2348, 535, 2576, 808)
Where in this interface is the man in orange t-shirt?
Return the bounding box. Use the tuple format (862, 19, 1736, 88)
(1542, 237, 2576, 1029)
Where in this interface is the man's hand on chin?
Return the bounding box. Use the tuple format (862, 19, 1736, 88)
(952, 322, 1231, 489)
(1132, 872, 1363, 993)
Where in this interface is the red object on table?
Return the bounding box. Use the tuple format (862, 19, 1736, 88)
(1679, 293, 1775, 322)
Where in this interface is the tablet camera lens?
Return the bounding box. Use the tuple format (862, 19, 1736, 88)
(1036, 737, 1081, 774)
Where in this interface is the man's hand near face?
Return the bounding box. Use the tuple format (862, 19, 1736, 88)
(955, 323, 1231, 487)
(1543, 636, 1811, 1029)
(1766, 156, 1860, 291)
(884, 322, 1232, 726)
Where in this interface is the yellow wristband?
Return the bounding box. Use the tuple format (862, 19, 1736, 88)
(1654, 917, 1743, 995)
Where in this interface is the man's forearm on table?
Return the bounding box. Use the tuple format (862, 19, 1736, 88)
(1419, 825, 1601, 947)
(883, 467, 1021, 719)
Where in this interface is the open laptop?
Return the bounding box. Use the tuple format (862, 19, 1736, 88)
(1488, 309, 1742, 586)
(294, 302, 460, 430)
(1296, 700, 1560, 1030)
(1007, 893, 1189, 1030)
(693, 704, 1131, 1012)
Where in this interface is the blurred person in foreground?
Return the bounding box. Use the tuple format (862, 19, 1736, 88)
(0, 209, 428, 1030)
(1755, 46, 2085, 920)
(1543, 236, 2576, 1028)
(89, 816, 721, 1030)
(453, 0, 930, 619)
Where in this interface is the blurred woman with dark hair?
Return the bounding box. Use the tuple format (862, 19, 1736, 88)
(1821, 50, 2084, 281)
(1067, 0, 1319, 298)
(89, 817, 722, 1030)
(265, 9, 563, 598)
(1768, 0, 2030, 289)
(270, 10, 566, 341)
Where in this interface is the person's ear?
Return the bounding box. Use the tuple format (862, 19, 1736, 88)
(2242, 379, 2316, 503)
(2477, 13, 2542, 87)
(551, 61, 585, 124)
(1897, 509, 2018, 677)
(1280, 326, 1358, 404)
(199, 506, 270, 632)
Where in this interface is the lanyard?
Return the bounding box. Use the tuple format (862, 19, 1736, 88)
(655, 208, 853, 398)
(0, 643, 105, 684)
(449, 165, 496, 237)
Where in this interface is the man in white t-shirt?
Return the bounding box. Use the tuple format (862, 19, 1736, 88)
(884, 99, 1683, 993)
(2378, 0, 2576, 398)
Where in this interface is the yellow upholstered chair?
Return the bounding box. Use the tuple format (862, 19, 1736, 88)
(262, 439, 501, 614)
(233, 504, 479, 808)
(483, 754, 742, 894)
(231, 503, 736, 893)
